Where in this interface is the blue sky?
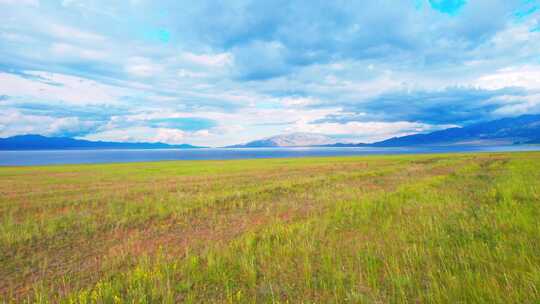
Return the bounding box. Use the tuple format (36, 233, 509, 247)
(1, 0, 539, 146)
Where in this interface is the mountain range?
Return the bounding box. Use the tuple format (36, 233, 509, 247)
(232, 114, 540, 148)
(0, 135, 203, 150)
(1, 115, 539, 150)
(227, 133, 337, 148)
(367, 114, 540, 147)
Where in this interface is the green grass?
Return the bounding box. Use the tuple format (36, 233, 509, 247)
(1, 153, 539, 303)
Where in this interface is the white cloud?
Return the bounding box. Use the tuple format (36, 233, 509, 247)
(0, 71, 128, 105)
(50, 43, 108, 61)
(125, 57, 164, 78)
(182, 52, 232, 67)
(491, 93, 540, 116)
(0, 110, 90, 137)
(177, 69, 207, 78)
(289, 121, 440, 143)
(476, 65, 540, 90)
(48, 24, 106, 43)
(278, 96, 319, 107)
(84, 127, 186, 144)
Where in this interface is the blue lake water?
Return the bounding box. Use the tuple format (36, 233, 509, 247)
(1, 146, 539, 166)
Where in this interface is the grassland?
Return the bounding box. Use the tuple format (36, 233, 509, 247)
(1, 152, 539, 303)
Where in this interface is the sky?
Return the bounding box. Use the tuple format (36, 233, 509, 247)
(1, 0, 540, 146)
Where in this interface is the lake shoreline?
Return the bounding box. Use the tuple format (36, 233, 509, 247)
(2, 145, 540, 166)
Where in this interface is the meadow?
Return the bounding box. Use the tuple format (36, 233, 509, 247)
(1, 152, 539, 303)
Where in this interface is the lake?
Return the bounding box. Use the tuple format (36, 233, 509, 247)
(1, 145, 539, 166)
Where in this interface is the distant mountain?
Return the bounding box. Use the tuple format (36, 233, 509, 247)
(320, 114, 540, 148)
(371, 115, 540, 147)
(0, 135, 203, 150)
(228, 132, 337, 148)
(228, 115, 540, 148)
(317, 142, 369, 147)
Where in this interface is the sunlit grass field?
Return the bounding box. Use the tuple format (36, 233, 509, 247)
(1, 152, 540, 303)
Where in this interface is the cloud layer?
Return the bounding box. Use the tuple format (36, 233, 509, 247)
(1, 0, 539, 145)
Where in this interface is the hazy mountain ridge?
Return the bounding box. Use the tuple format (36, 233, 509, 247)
(3, 115, 539, 150)
(228, 133, 337, 148)
(236, 115, 540, 148)
(0, 135, 203, 150)
(369, 114, 540, 147)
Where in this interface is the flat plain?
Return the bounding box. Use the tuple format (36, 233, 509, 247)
(1, 152, 539, 303)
